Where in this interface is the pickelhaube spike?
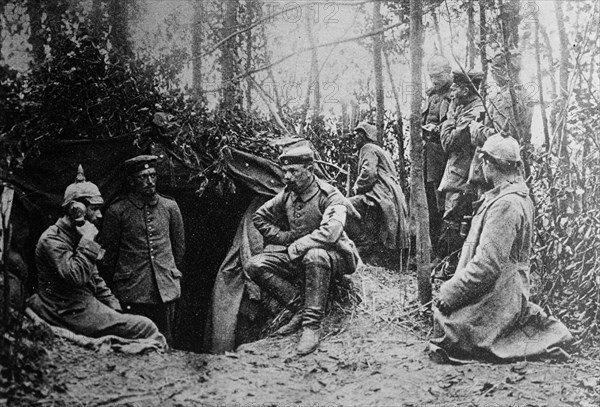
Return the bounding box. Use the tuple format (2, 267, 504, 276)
(75, 164, 86, 183)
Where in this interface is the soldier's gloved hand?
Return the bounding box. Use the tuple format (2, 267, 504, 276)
(77, 221, 99, 241)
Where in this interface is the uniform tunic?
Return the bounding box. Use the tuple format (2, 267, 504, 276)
(252, 177, 360, 273)
(29, 218, 163, 342)
(423, 83, 452, 184)
(469, 87, 533, 185)
(101, 193, 185, 304)
(431, 181, 572, 360)
(351, 143, 409, 250)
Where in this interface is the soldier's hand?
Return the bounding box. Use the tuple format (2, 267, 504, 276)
(422, 123, 437, 133)
(77, 220, 99, 241)
(469, 120, 483, 134)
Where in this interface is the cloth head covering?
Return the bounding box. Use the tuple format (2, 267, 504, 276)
(123, 155, 158, 176)
(480, 134, 522, 167)
(279, 146, 315, 165)
(426, 55, 451, 75)
(355, 122, 377, 142)
(452, 70, 484, 91)
(62, 165, 104, 206)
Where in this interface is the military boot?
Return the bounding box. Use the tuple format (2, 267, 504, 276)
(275, 311, 303, 336)
(297, 264, 331, 356)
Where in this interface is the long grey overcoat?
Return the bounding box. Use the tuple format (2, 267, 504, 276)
(353, 143, 409, 250)
(431, 181, 572, 360)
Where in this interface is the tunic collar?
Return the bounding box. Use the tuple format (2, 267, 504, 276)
(483, 180, 529, 202)
(128, 192, 159, 209)
(289, 176, 320, 203)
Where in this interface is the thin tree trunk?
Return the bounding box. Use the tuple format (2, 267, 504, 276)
(28, 0, 44, 64)
(221, 0, 240, 109)
(192, 1, 204, 97)
(373, 0, 385, 143)
(260, 22, 282, 114)
(432, 10, 443, 56)
(479, 0, 488, 103)
(553, 0, 570, 166)
(0, 0, 6, 62)
(409, 0, 431, 305)
(540, 23, 557, 96)
(107, 0, 130, 56)
(467, 0, 475, 69)
(384, 51, 406, 188)
(534, 13, 551, 155)
(305, 11, 320, 118)
(245, 0, 255, 110)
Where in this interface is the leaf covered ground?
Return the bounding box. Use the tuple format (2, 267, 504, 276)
(10, 266, 600, 407)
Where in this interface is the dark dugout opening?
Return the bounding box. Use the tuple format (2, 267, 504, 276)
(165, 183, 254, 353)
(2, 136, 282, 354)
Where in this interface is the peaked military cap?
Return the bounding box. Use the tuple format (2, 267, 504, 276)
(279, 146, 314, 165)
(123, 155, 158, 176)
(452, 70, 484, 88)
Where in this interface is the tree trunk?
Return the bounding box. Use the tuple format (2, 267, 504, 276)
(373, 0, 385, 143)
(431, 10, 443, 56)
(107, 0, 131, 56)
(540, 23, 557, 96)
(260, 21, 282, 114)
(0, 0, 6, 62)
(28, 0, 44, 64)
(479, 0, 488, 103)
(384, 51, 406, 188)
(305, 11, 320, 118)
(553, 0, 570, 167)
(467, 0, 475, 69)
(534, 13, 551, 155)
(409, 0, 431, 305)
(192, 0, 204, 97)
(220, 0, 240, 109)
(245, 0, 255, 110)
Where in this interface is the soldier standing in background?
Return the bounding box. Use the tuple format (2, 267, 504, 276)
(437, 71, 485, 277)
(100, 155, 185, 345)
(422, 56, 453, 261)
(468, 50, 533, 192)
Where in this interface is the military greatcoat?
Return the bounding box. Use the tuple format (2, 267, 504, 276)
(431, 181, 572, 359)
(29, 217, 163, 341)
(352, 143, 409, 250)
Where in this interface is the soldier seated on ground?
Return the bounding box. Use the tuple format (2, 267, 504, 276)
(345, 122, 409, 263)
(246, 146, 360, 356)
(27, 166, 166, 346)
(430, 135, 572, 362)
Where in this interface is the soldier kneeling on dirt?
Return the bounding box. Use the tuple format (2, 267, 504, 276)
(247, 146, 360, 356)
(430, 135, 572, 362)
(27, 166, 166, 346)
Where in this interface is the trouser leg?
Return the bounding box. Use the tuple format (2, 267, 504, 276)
(246, 250, 300, 309)
(122, 301, 176, 346)
(426, 182, 442, 255)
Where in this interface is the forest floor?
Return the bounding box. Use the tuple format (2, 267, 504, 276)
(10, 265, 600, 407)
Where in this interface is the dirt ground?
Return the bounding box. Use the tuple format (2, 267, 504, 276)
(15, 266, 600, 407)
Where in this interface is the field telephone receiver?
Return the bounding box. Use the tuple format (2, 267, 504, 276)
(67, 201, 86, 227)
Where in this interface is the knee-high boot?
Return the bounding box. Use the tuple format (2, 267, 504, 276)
(297, 264, 331, 355)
